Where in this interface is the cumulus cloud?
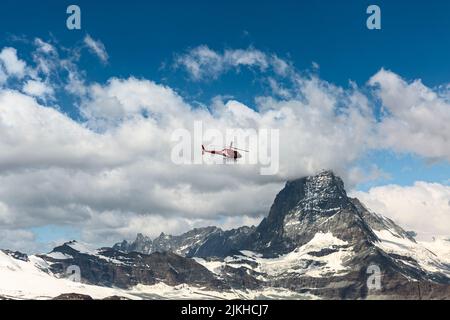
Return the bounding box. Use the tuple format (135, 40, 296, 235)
(351, 182, 450, 238)
(80, 77, 189, 129)
(84, 34, 109, 64)
(0, 82, 285, 252)
(0, 41, 448, 252)
(370, 69, 450, 161)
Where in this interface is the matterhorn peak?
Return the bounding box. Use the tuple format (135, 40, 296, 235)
(273, 170, 348, 218)
(253, 170, 375, 255)
(302, 170, 346, 200)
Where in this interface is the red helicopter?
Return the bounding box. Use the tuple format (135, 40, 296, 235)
(202, 142, 249, 160)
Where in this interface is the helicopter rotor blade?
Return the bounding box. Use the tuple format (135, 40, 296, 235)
(231, 147, 249, 152)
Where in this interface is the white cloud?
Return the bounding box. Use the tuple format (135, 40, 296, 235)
(22, 79, 54, 99)
(352, 181, 450, 237)
(370, 69, 450, 161)
(84, 34, 109, 64)
(352, 182, 450, 238)
(268, 77, 291, 98)
(347, 165, 391, 186)
(224, 48, 268, 69)
(0, 228, 38, 253)
(0, 82, 285, 251)
(22, 38, 89, 99)
(0, 47, 27, 79)
(34, 38, 56, 55)
(0, 66, 7, 85)
(81, 77, 188, 129)
(31, 38, 59, 76)
(175, 45, 291, 80)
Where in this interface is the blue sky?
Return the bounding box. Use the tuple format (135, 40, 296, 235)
(2, 0, 450, 88)
(0, 0, 449, 251)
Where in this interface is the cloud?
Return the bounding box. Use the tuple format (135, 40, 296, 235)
(84, 34, 109, 64)
(0, 66, 6, 85)
(0, 41, 448, 253)
(175, 45, 292, 80)
(0, 228, 38, 253)
(22, 79, 54, 100)
(80, 77, 189, 129)
(351, 182, 450, 238)
(347, 165, 391, 186)
(370, 69, 450, 162)
(0, 81, 285, 252)
(34, 38, 56, 55)
(0, 47, 27, 79)
(0, 67, 375, 251)
(31, 38, 59, 76)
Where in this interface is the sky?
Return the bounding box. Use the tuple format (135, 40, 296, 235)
(0, 0, 449, 252)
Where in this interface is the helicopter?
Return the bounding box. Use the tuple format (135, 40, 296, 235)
(202, 142, 249, 160)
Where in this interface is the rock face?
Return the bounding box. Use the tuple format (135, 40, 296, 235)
(52, 293, 130, 300)
(186, 226, 255, 258)
(113, 226, 222, 256)
(1, 250, 29, 262)
(52, 293, 94, 300)
(250, 171, 378, 256)
(2, 170, 450, 299)
(41, 241, 225, 289)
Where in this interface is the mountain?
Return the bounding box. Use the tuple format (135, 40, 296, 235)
(0, 247, 139, 299)
(0, 243, 300, 300)
(41, 241, 224, 289)
(113, 226, 224, 256)
(114, 226, 257, 258)
(1, 170, 450, 299)
(112, 171, 450, 299)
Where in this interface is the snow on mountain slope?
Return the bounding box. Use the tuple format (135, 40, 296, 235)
(131, 283, 317, 300)
(195, 232, 353, 279)
(0, 250, 317, 300)
(43, 240, 128, 266)
(45, 252, 73, 260)
(373, 229, 450, 277)
(419, 237, 450, 265)
(259, 232, 352, 277)
(65, 241, 98, 255)
(0, 250, 136, 300)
